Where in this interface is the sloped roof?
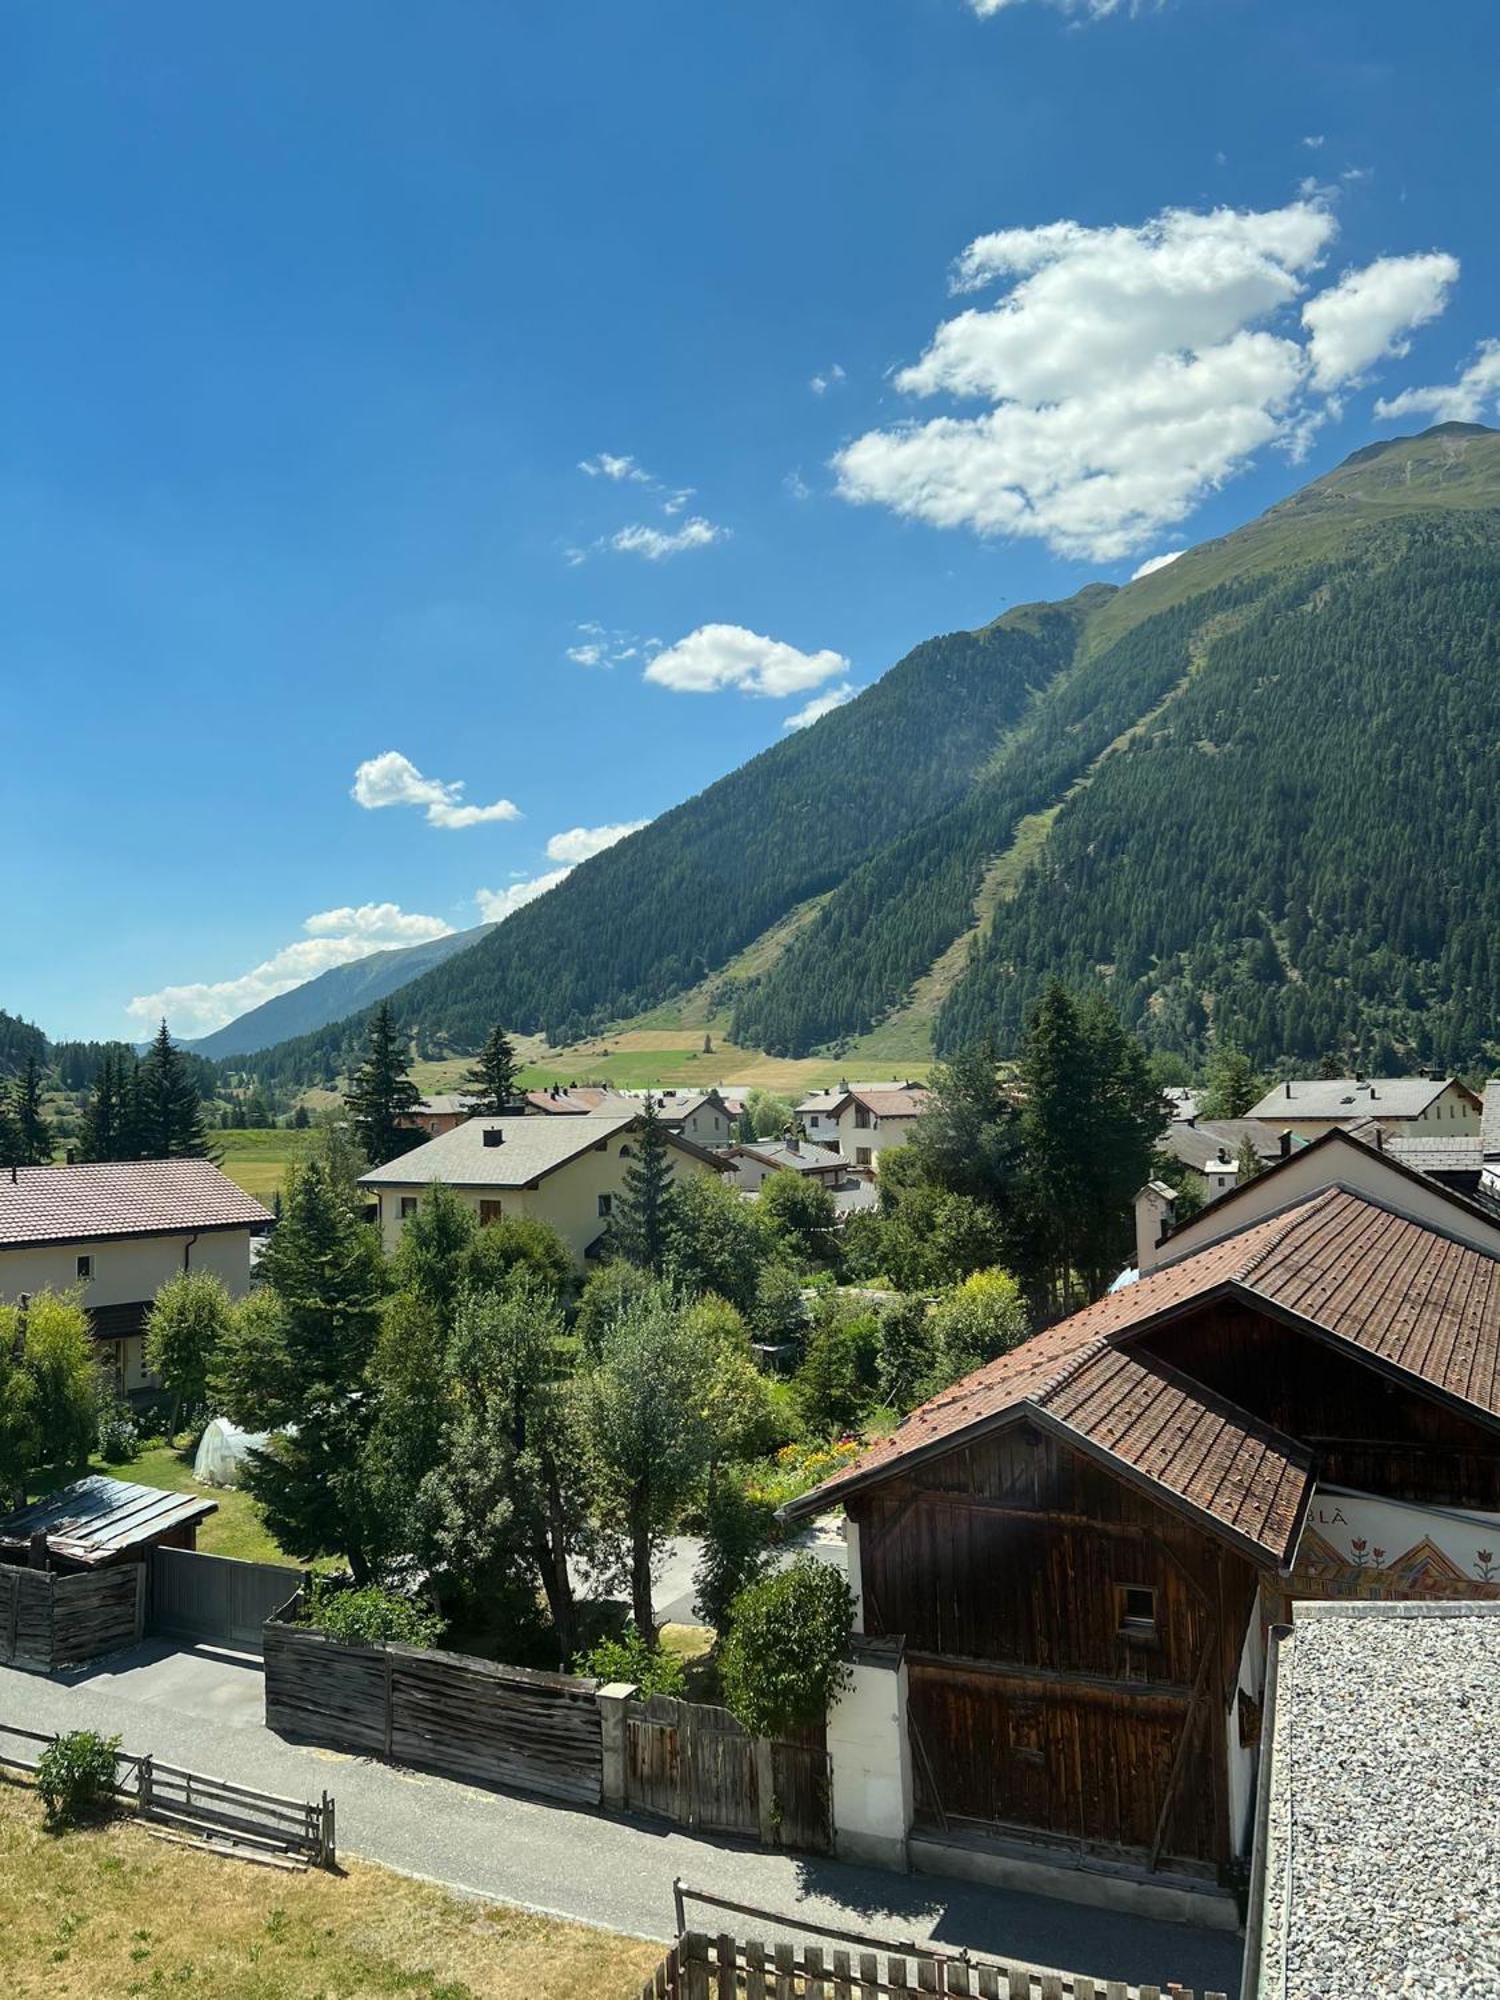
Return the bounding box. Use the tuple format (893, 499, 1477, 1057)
(0, 1160, 272, 1250)
(359, 1110, 731, 1188)
(786, 1183, 1500, 1554)
(0, 1475, 217, 1565)
(1247, 1076, 1461, 1121)
(1158, 1117, 1281, 1173)
(733, 1140, 851, 1175)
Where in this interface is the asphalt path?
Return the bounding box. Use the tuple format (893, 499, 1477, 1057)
(0, 1644, 1242, 1996)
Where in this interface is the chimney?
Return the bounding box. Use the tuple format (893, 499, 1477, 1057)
(1204, 1149, 1240, 1204)
(1134, 1182, 1176, 1277)
(1285, 1082, 1292, 1099)
(1280, 1128, 1293, 1157)
(482, 1128, 504, 1148)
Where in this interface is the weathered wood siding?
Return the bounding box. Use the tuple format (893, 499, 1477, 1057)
(852, 1419, 1254, 1870)
(1139, 1300, 1500, 1511)
(623, 1695, 831, 1851)
(0, 1563, 141, 1670)
(263, 1617, 603, 1806)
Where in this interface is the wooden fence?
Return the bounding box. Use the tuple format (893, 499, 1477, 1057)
(263, 1601, 603, 1806)
(0, 1562, 143, 1670)
(147, 1545, 303, 1651)
(0, 1720, 334, 1867)
(643, 1916, 1227, 2000)
(625, 1694, 831, 1852)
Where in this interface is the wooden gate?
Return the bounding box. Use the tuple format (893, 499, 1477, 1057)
(148, 1546, 302, 1650)
(624, 1695, 830, 1851)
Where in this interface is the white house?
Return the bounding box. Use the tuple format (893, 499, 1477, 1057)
(722, 1135, 852, 1193)
(0, 1160, 272, 1399)
(1246, 1075, 1482, 1141)
(795, 1081, 930, 1170)
(360, 1109, 732, 1267)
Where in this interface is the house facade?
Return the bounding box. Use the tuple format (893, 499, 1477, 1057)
(789, 1143, 1500, 1911)
(795, 1081, 930, 1171)
(723, 1136, 851, 1192)
(1246, 1074, 1481, 1141)
(360, 1109, 731, 1266)
(401, 1093, 481, 1137)
(0, 1161, 272, 1399)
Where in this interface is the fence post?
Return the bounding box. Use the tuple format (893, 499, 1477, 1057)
(136, 1754, 153, 1820)
(321, 1790, 336, 1868)
(681, 1933, 711, 2000)
(383, 1648, 395, 1761)
(598, 1681, 638, 1813)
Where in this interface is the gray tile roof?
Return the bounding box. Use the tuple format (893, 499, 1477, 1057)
(735, 1140, 851, 1174)
(1247, 1075, 1462, 1121)
(0, 1474, 217, 1565)
(359, 1111, 732, 1189)
(1158, 1117, 1281, 1173)
(0, 1160, 272, 1250)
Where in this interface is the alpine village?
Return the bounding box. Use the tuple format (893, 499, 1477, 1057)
(5, 13, 1500, 1999)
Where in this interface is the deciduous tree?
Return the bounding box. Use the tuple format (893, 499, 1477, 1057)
(146, 1270, 235, 1434)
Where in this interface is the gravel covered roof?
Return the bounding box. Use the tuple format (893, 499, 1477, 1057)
(0, 1159, 272, 1249)
(1250, 1602, 1500, 2000)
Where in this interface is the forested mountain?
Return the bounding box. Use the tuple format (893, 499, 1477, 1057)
(0, 1010, 47, 1079)
(242, 422, 1500, 1083)
(184, 921, 496, 1061)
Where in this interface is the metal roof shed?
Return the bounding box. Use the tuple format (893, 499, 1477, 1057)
(0, 1475, 217, 1569)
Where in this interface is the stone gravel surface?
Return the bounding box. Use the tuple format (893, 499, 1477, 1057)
(1265, 1603, 1500, 2000)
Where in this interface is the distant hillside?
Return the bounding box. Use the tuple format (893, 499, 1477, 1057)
(188, 922, 495, 1061)
(240, 423, 1500, 1083)
(0, 1009, 47, 1079)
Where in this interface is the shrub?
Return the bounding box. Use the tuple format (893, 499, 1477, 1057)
(302, 1580, 442, 1648)
(793, 1311, 878, 1436)
(36, 1730, 120, 1827)
(743, 1438, 860, 1512)
(927, 1268, 1028, 1390)
(694, 1477, 775, 1633)
(719, 1558, 854, 1738)
(94, 1391, 139, 1464)
(576, 1624, 687, 1696)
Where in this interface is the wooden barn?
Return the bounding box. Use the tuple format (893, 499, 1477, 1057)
(786, 1139, 1500, 1910)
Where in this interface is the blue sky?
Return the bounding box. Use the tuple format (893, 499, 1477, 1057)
(4, 0, 1498, 1041)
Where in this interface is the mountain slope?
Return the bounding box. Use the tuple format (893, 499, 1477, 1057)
(244, 422, 1500, 1083)
(186, 922, 496, 1061)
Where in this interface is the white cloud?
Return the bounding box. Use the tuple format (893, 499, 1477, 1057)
(351, 751, 520, 829)
(645, 625, 850, 699)
(810, 363, 846, 395)
(608, 517, 727, 560)
(833, 202, 1462, 560)
(127, 904, 453, 1038)
(545, 821, 649, 864)
(1130, 550, 1185, 580)
(1374, 338, 1500, 425)
(1302, 135, 1325, 150)
(968, 0, 1129, 15)
(784, 469, 812, 501)
(579, 452, 651, 482)
(784, 683, 858, 730)
(1302, 252, 1458, 390)
(475, 870, 571, 923)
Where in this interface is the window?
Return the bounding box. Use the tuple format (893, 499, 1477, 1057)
(1116, 1584, 1157, 1641)
(854, 1104, 872, 1129)
(479, 1199, 504, 1226)
(597, 1193, 613, 1219)
(856, 1147, 872, 1167)
(1009, 1704, 1044, 1765)
(399, 1196, 418, 1220)
(76, 1255, 93, 1282)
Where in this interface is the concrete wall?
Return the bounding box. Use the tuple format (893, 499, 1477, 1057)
(373, 1141, 723, 1266)
(827, 1648, 912, 1870)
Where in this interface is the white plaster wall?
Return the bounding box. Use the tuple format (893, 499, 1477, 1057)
(1225, 1603, 1267, 1857)
(0, 1228, 254, 1310)
(827, 1656, 912, 1868)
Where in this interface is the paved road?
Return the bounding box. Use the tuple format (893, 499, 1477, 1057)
(0, 1645, 1242, 1996)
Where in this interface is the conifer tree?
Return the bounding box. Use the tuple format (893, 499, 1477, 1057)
(79, 1045, 140, 1162)
(462, 1024, 521, 1116)
(12, 1055, 53, 1166)
(344, 1002, 421, 1166)
(134, 1022, 213, 1159)
(613, 1093, 674, 1272)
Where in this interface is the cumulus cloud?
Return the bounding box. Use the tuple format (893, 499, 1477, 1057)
(608, 517, 727, 560)
(1302, 252, 1458, 390)
(1374, 338, 1500, 424)
(784, 683, 858, 730)
(351, 751, 520, 829)
(579, 452, 651, 482)
(545, 821, 649, 864)
(475, 870, 572, 923)
(127, 904, 453, 1038)
(833, 201, 1462, 560)
(1130, 550, 1185, 580)
(645, 625, 850, 699)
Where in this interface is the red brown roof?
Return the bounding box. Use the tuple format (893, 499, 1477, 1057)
(0, 1160, 272, 1249)
(786, 1183, 1500, 1558)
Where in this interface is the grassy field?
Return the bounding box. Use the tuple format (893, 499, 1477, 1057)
(78, 1441, 313, 1569)
(215, 1127, 320, 1203)
(0, 1776, 657, 2000)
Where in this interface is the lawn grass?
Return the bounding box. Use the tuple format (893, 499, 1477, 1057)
(82, 1441, 314, 1570)
(214, 1127, 320, 1204)
(0, 1775, 658, 2000)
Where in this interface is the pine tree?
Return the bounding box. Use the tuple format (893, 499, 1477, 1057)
(614, 1093, 674, 1272)
(462, 1024, 521, 1116)
(134, 1022, 213, 1160)
(80, 1045, 140, 1162)
(344, 1002, 421, 1166)
(12, 1055, 53, 1166)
